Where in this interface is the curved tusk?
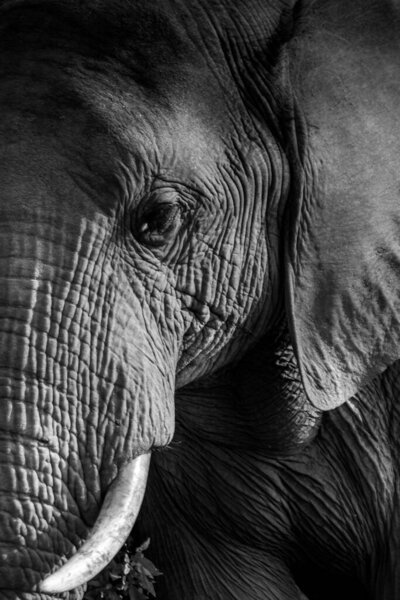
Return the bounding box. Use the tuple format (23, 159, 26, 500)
(39, 452, 151, 594)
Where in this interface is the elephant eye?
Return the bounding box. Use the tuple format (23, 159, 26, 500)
(136, 200, 183, 247)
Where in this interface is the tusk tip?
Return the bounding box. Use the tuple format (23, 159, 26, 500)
(38, 453, 151, 594)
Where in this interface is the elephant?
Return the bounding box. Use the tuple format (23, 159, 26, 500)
(0, 0, 399, 598)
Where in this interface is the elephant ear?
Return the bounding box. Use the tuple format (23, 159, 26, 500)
(284, 2, 400, 410)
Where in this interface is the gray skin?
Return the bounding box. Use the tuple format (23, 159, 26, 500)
(0, 0, 399, 598)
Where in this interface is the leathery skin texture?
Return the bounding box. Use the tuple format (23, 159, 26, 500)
(0, 0, 286, 593)
(137, 360, 400, 600)
(0, 180, 180, 592)
(0, 0, 400, 598)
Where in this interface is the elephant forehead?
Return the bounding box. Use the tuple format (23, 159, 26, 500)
(0, 3, 235, 178)
(0, 0, 288, 219)
(0, 0, 289, 43)
(0, 0, 296, 100)
(0, 0, 206, 79)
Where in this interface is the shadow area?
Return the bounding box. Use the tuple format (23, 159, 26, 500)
(293, 566, 371, 600)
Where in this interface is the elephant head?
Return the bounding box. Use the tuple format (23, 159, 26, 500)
(0, 0, 400, 598)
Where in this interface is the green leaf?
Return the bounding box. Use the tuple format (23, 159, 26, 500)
(83, 538, 161, 600)
(146, 581, 156, 597)
(140, 558, 162, 577)
(128, 586, 146, 600)
(136, 538, 151, 553)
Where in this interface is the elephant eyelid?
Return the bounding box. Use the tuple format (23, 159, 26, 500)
(133, 195, 185, 247)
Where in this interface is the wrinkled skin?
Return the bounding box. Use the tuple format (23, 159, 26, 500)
(140, 364, 400, 600)
(0, 0, 400, 598)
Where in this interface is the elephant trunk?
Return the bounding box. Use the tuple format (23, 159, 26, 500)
(0, 201, 173, 594)
(0, 436, 87, 596)
(0, 254, 93, 593)
(0, 71, 176, 595)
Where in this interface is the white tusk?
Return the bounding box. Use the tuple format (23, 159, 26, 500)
(39, 452, 151, 594)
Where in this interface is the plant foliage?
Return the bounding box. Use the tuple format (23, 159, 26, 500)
(85, 539, 162, 600)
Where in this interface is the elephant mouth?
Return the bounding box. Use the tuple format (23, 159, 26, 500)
(38, 453, 151, 594)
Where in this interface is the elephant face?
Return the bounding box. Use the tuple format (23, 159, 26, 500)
(1, 0, 400, 598)
(0, 0, 292, 594)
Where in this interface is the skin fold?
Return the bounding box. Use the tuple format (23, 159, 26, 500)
(139, 361, 400, 599)
(0, 0, 399, 598)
